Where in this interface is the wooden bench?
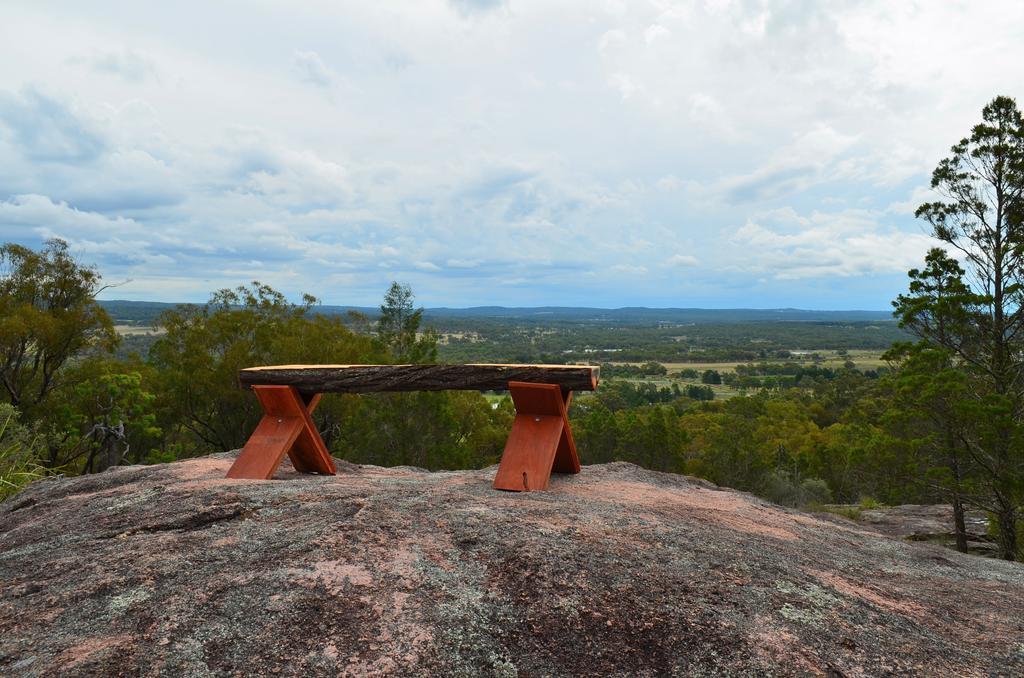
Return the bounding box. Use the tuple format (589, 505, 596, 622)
(226, 364, 600, 491)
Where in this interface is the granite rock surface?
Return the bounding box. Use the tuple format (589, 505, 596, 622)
(1, 453, 1023, 676)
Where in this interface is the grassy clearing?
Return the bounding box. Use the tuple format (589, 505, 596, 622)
(114, 325, 165, 336)
(615, 349, 890, 375)
(618, 376, 743, 399)
(608, 350, 889, 400)
(659, 361, 747, 374)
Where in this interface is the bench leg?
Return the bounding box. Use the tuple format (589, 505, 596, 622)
(493, 382, 580, 491)
(226, 385, 337, 479)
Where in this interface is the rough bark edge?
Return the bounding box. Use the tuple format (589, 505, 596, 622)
(238, 364, 599, 394)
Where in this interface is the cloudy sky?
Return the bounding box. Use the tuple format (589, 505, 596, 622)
(1, 1, 1022, 309)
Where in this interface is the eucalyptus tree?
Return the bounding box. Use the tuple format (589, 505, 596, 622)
(151, 283, 380, 453)
(0, 239, 117, 416)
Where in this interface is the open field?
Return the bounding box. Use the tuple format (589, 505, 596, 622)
(658, 361, 748, 373)
(605, 349, 889, 399)
(653, 349, 889, 374)
(614, 375, 743, 399)
(114, 325, 165, 337)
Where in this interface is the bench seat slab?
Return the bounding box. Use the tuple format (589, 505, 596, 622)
(239, 364, 598, 394)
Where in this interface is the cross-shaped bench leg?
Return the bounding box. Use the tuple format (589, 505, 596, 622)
(493, 381, 581, 492)
(226, 385, 337, 480)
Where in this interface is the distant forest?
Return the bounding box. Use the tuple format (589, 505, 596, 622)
(103, 299, 908, 364)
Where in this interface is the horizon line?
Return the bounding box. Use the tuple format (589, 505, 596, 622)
(97, 298, 895, 315)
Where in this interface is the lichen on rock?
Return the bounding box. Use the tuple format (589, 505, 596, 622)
(1, 453, 1022, 676)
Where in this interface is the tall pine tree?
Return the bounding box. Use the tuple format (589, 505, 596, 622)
(897, 96, 1024, 560)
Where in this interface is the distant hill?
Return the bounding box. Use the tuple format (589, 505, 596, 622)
(99, 300, 895, 326)
(420, 306, 896, 324)
(99, 300, 185, 325)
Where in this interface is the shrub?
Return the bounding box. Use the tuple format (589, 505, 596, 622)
(986, 515, 1024, 560)
(0, 404, 48, 501)
(762, 471, 833, 508)
(806, 503, 863, 521)
(858, 496, 883, 510)
(800, 477, 833, 505)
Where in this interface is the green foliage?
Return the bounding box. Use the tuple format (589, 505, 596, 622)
(145, 280, 504, 471)
(858, 496, 883, 510)
(150, 282, 381, 453)
(893, 249, 980, 344)
(686, 395, 829, 494)
(336, 391, 513, 470)
(726, 362, 879, 392)
(682, 384, 715, 401)
(0, 239, 116, 417)
(599, 362, 667, 378)
(807, 503, 863, 521)
(701, 369, 722, 385)
(761, 472, 833, 508)
(378, 282, 437, 363)
(898, 95, 1024, 560)
(574, 379, 944, 511)
(44, 358, 162, 473)
(594, 380, 679, 410)
(433, 315, 908, 364)
(0, 404, 48, 501)
(985, 516, 1024, 560)
(573, 401, 688, 473)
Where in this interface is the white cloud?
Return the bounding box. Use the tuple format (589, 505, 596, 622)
(709, 124, 861, 204)
(644, 24, 670, 46)
(446, 258, 481, 268)
(292, 50, 335, 87)
(0, 0, 1019, 307)
(599, 29, 627, 51)
(448, 0, 505, 17)
(885, 186, 938, 216)
(70, 48, 158, 82)
(606, 72, 639, 100)
(665, 254, 699, 267)
(610, 264, 648, 275)
(728, 208, 939, 280)
(0, 87, 107, 163)
(0, 194, 138, 234)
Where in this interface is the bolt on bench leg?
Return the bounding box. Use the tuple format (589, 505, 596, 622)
(226, 385, 336, 480)
(493, 382, 580, 492)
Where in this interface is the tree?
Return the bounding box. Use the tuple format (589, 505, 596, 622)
(701, 369, 722, 385)
(884, 342, 976, 551)
(899, 95, 1024, 559)
(377, 282, 437, 363)
(890, 251, 982, 551)
(150, 282, 380, 453)
(342, 283, 502, 470)
(46, 358, 161, 473)
(336, 389, 511, 470)
(0, 239, 116, 417)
